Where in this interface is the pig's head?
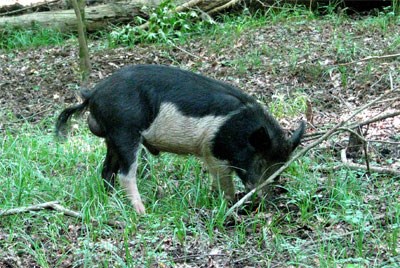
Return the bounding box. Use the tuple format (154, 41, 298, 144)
(237, 120, 306, 191)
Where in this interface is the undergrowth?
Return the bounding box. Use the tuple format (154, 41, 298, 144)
(1, 2, 398, 51)
(1, 107, 399, 266)
(0, 25, 70, 51)
(1, 2, 400, 267)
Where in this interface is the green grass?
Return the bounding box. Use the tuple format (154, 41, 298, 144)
(1, 3, 400, 267)
(0, 26, 71, 51)
(1, 112, 399, 266)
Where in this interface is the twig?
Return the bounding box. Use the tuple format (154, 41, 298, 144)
(303, 110, 400, 142)
(208, 0, 242, 14)
(368, 140, 400, 145)
(340, 149, 400, 176)
(362, 132, 371, 175)
(170, 43, 202, 60)
(0, 201, 125, 228)
(173, 253, 227, 262)
(356, 110, 400, 128)
(340, 127, 367, 143)
(226, 89, 398, 217)
(301, 229, 359, 248)
(301, 213, 391, 250)
(336, 53, 400, 66)
(0, 201, 59, 216)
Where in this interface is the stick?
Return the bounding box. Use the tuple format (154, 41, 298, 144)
(356, 110, 400, 128)
(0, 201, 125, 228)
(303, 110, 400, 142)
(0, 201, 59, 216)
(225, 89, 398, 217)
(301, 229, 359, 248)
(340, 149, 400, 176)
(336, 53, 400, 66)
(301, 213, 391, 249)
(208, 0, 241, 14)
(171, 43, 202, 59)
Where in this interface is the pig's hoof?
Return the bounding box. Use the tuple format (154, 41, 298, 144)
(133, 201, 146, 214)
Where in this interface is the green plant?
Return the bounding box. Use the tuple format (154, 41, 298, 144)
(267, 92, 308, 119)
(107, 0, 213, 47)
(0, 26, 69, 50)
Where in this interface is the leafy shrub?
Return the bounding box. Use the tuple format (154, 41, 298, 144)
(107, 0, 213, 47)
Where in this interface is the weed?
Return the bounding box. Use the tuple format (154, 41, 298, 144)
(106, 0, 213, 47)
(267, 91, 308, 119)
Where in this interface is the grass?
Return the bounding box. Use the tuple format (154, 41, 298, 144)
(1, 112, 399, 266)
(0, 26, 71, 51)
(1, 3, 400, 267)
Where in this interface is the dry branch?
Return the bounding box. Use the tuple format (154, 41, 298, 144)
(301, 212, 394, 251)
(226, 89, 399, 216)
(337, 53, 400, 66)
(208, 0, 242, 14)
(303, 109, 400, 142)
(0, 201, 125, 228)
(355, 110, 400, 128)
(0, 201, 59, 216)
(340, 149, 400, 176)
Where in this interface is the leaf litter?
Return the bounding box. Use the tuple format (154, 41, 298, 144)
(0, 13, 399, 267)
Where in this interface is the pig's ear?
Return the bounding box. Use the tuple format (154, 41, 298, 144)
(290, 121, 306, 150)
(249, 127, 271, 151)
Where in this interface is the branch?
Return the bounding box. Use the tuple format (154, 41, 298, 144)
(208, 0, 241, 14)
(0, 201, 125, 228)
(301, 213, 393, 250)
(225, 89, 398, 217)
(340, 149, 400, 176)
(303, 110, 400, 142)
(355, 110, 400, 128)
(336, 53, 400, 66)
(0, 201, 59, 216)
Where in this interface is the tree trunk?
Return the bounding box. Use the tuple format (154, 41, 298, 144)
(71, 0, 91, 81)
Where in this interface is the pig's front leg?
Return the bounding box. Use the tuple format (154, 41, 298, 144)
(205, 157, 235, 200)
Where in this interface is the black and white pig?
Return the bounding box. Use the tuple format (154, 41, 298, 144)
(56, 64, 305, 214)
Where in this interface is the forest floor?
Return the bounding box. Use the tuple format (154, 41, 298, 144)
(1, 9, 400, 267)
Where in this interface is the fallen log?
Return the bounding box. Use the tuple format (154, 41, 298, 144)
(0, 0, 152, 33)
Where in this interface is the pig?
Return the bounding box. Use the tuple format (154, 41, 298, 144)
(56, 64, 305, 214)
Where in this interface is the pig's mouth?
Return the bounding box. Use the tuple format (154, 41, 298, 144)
(244, 182, 257, 191)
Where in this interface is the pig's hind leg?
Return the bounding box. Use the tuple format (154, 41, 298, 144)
(107, 131, 146, 214)
(101, 141, 120, 191)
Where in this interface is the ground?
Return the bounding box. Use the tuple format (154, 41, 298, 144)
(0, 10, 400, 268)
